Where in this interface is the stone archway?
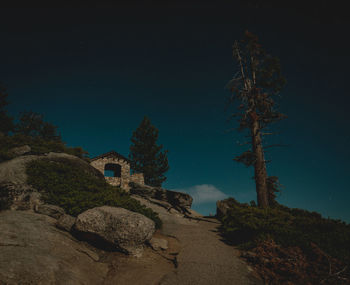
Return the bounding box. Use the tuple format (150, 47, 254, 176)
(104, 163, 121, 178)
(90, 150, 145, 191)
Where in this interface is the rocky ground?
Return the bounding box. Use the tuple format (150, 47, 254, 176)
(0, 151, 263, 284)
(0, 210, 109, 284)
(0, 199, 262, 285)
(133, 195, 262, 285)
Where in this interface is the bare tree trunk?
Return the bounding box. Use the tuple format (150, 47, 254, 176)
(251, 111, 269, 208)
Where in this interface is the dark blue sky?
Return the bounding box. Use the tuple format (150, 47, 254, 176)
(1, 1, 349, 220)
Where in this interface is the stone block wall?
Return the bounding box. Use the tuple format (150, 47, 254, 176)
(105, 176, 121, 187)
(90, 153, 144, 192)
(130, 173, 145, 185)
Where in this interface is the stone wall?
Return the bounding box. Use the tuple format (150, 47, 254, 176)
(90, 155, 144, 191)
(90, 157, 130, 189)
(130, 173, 145, 185)
(105, 176, 121, 187)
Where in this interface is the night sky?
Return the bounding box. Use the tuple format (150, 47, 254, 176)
(1, 1, 349, 221)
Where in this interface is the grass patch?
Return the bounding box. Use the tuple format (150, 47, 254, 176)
(219, 198, 350, 264)
(26, 159, 162, 229)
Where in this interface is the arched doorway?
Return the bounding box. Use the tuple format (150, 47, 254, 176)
(104, 163, 122, 178)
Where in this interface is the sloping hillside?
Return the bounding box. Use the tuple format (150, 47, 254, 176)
(0, 151, 262, 284)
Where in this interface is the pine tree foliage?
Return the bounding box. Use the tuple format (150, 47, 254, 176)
(129, 116, 169, 187)
(15, 111, 61, 141)
(0, 86, 88, 162)
(227, 31, 286, 207)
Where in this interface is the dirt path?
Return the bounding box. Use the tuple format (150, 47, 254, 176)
(158, 218, 262, 285)
(132, 196, 262, 285)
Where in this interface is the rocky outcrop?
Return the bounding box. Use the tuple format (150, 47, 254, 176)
(0, 210, 108, 284)
(56, 214, 76, 232)
(0, 181, 41, 211)
(129, 182, 193, 214)
(74, 206, 155, 257)
(8, 145, 31, 157)
(149, 237, 168, 251)
(0, 152, 104, 211)
(131, 195, 203, 227)
(34, 204, 65, 219)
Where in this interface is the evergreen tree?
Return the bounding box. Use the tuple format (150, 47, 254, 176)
(129, 116, 169, 187)
(15, 111, 61, 141)
(0, 85, 14, 135)
(226, 31, 286, 208)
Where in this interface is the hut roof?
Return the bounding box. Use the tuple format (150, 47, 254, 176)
(91, 150, 130, 163)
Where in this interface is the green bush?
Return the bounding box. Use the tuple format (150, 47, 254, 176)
(26, 159, 162, 229)
(0, 134, 88, 162)
(219, 198, 350, 263)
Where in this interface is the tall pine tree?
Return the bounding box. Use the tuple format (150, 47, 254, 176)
(129, 116, 169, 187)
(226, 31, 286, 208)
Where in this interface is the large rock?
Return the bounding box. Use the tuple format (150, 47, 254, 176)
(0, 210, 108, 284)
(8, 145, 31, 157)
(149, 237, 168, 251)
(74, 206, 155, 257)
(129, 182, 193, 213)
(0, 152, 104, 211)
(131, 195, 201, 226)
(35, 204, 65, 219)
(0, 182, 41, 211)
(56, 214, 76, 232)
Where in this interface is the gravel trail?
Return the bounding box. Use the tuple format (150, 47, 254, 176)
(159, 218, 262, 285)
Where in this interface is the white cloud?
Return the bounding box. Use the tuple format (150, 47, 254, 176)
(174, 184, 227, 204)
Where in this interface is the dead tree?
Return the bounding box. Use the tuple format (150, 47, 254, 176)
(226, 31, 286, 208)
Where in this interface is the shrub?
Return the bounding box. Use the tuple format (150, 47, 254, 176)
(0, 134, 88, 162)
(219, 198, 350, 264)
(26, 159, 162, 229)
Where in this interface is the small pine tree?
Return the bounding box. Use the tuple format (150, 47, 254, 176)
(129, 116, 169, 187)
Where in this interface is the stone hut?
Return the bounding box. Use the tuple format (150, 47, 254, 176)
(90, 151, 144, 191)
